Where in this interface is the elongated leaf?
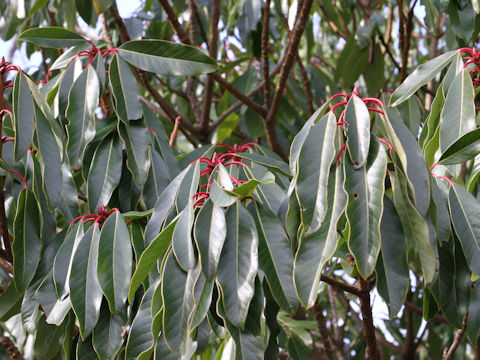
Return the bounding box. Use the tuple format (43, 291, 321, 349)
(294, 165, 347, 307)
(217, 202, 259, 328)
(119, 120, 150, 185)
(390, 50, 457, 106)
(50, 43, 91, 71)
(467, 278, 480, 342)
(439, 128, 480, 165)
(13, 72, 35, 161)
(376, 197, 409, 318)
(97, 211, 132, 314)
(13, 188, 42, 292)
(128, 219, 177, 302)
(77, 336, 97, 360)
(345, 95, 371, 169)
(252, 201, 298, 311)
(0, 279, 23, 320)
(87, 133, 122, 212)
(236, 152, 291, 177)
(190, 272, 215, 329)
(162, 252, 199, 354)
(296, 113, 336, 233)
(440, 70, 476, 152)
(69, 224, 103, 339)
(19, 26, 86, 48)
(109, 55, 142, 121)
(118, 40, 217, 75)
(143, 148, 172, 209)
(345, 138, 386, 278)
(176, 161, 200, 210)
(391, 169, 436, 283)
(194, 199, 227, 280)
(448, 184, 480, 275)
(92, 303, 124, 360)
(172, 205, 196, 271)
(66, 65, 99, 167)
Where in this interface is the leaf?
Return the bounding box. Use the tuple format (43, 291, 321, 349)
(252, 201, 298, 311)
(376, 197, 409, 319)
(438, 128, 480, 165)
(0, 281, 23, 320)
(231, 171, 275, 198)
(19, 26, 86, 48)
(391, 169, 436, 283)
(87, 133, 122, 212)
(13, 188, 42, 292)
(119, 119, 150, 185)
(69, 224, 103, 339)
(236, 152, 291, 177)
(162, 252, 198, 354)
(50, 43, 91, 71)
(294, 165, 347, 308)
(389, 50, 457, 106)
(345, 95, 371, 169)
(143, 147, 172, 209)
(172, 205, 196, 271)
(190, 272, 215, 329)
(217, 201, 258, 328)
(193, 199, 227, 280)
(467, 278, 480, 342)
(345, 138, 386, 278)
(13, 72, 35, 161)
(66, 65, 99, 167)
(296, 113, 336, 233)
(109, 55, 143, 122)
(440, 70, 476, 152)
(128, 219, 177, 302)
(97, 211, 132, 314)
(92, 302, 124, 360)
(118, 40, 217, 75)
(77, 336, 97, 360)
(448, 184, 480, 275)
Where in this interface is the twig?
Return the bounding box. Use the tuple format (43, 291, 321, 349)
(404, 301, 449, 324)
(312, 303, 334, 360)
(378, 34, 401, 70)
(358, 277, 381, 360)
(169, 116, 181, 147)
(297, 53, 314, 115)
(327, 286, 341, 342)
(402, 291, 416, 359)
(320, 274, 361, 296)
(153, 75, 188, 100)
(443, 313, 468, 360)
(157, 0, 192, 45)
(0, 336, 23, 360)
(0, 256, 12, 274)
(101, 13, 114, 48)
(262, 0, 271, 108)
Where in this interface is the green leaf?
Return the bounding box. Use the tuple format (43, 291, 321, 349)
(296, 113, 337, 233)
(77, 336, 98, 360)
(345, 95, 371, 169)
(13, 188, 42, 292)
(217, 202, 258, 328)
(391, 169, 436, 283)
(448, 184, 480, 275)
(345, 138, 386, 278)
(66, 65, 99, 167)
(390, 50, 457, 106)
(69, 224, 103, 339)
(109, 55, 143, 122)
(236, 152, 291, 178)
(97, 211, 132, 314)
(189, 272, 215, 329)
(172, 205, 196, 271)
(0, 281, 23, 320)
(118, 40, 217, 75)
(193, 199, 227, 280)
(162, 252, 198, 354)
(438, 128, 480, 165)
(13, 72, 35, 161)
(294, 165, 347, 307)
(467, 278, 480, 342)
(440, 70, 476, 152)
(87, 133, 122, 212)
(19, 27, 86, 48)
(119, 119, 150, 186)
(252, 201, 298, 311)
(128, 219, 177, 302)
(376, 197, 409, 319)
(92, 303, 124, 359)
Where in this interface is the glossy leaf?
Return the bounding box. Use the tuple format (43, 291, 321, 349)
(13, 188, 42, 292)
(97, 211, 132, 314)
(217, 202, 258, 328)
(69, 224, 103, 339)
(119, 119, 151, 185)
(172, 205, 196, 271)
(87, 133, 122, 212)
(236, 152, 291, 177)
(345, 138, 386, 278)
(296, 113, 336, 233)
(92, 303, 124, 360)
(19, 26, 86, 48)
(345, 95, 371, 169)
(13, 71, 35, 161)
(439, 128, 480, 165)
(118, 40, 217, 75)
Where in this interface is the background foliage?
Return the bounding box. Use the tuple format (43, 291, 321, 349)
(1, 0, 480, 359)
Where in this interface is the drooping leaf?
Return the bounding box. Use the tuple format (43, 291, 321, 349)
(69, 224, 103, 339)
(118, 40, 217, 75)
(13, 188, 42, 292)
(19, 26, 86, 48)
(345, 137, 386, 278)
(344, 95, 371, 169)
(13, 71, 35, 161)
(119, 119, 151, 185)
(217, 201, 258, 328)
(296, 113, 336, 233)
(438, 128, 480, 165)
(172, 205, 196, 271)
(92, 302, 124, 360)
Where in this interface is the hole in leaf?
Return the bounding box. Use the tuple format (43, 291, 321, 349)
(353, 192, 359, 199)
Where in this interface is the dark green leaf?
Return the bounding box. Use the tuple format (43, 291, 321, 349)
(439, 128, 480, 165)
(119, 119, 150, 185)
(19, 27, 86, 48)
(236, 152, 291, 178)
(92, 302, 124, 359)
(13, 72, 35, 161)
(345, 95, 371, 169)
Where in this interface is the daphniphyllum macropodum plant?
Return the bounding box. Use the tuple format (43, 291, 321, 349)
(2, 4, 480, 360)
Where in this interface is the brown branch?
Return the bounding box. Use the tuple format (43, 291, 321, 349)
(402, 291, 415, 360)
(0, 336, 23, 360)
(153, 75, 188, 100)
(317, 2, 349, 39)
(169, 116, 181, 147)
(0, 256, 12, 274)
(101, 13, 114, 48)
(188, 0, 197, 45)
(157, 0, 192, 45)
(320, 274, 361, 296)
(262, 0, 271, 108)
(263, 0, 313, 160)
(297, 54, 314, 115)
(378, 34, 401, 70)
(443, 313, 468, 360)
(358, 277, 381, 360)
(404, 301, 449, 324)
(312, 303, 334, 360)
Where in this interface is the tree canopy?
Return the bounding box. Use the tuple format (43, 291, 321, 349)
(1, 0, 480, 359)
